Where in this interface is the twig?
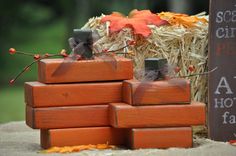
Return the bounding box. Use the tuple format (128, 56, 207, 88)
(15, 51, 35, 56)
(178, 67, 218, 78)
(10, 54, 62, 84)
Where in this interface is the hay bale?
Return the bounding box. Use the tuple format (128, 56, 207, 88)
(81, 13, 208, 102)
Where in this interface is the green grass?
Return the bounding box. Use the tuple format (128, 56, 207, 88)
(0, 19, 67, 123)
(1, 19, 66, 85)
(0, 87, 24, 123)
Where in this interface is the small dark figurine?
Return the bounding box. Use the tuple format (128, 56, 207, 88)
(8, 29, 135, 83)
(68, 29, 94, 59)
(144, 58, 168, 81)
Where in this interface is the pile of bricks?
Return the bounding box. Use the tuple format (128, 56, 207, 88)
(25, 57, 206, 149)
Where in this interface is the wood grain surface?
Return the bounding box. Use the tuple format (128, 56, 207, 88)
(123, 79, 191, 105)
(25, 81, 122, 107)
(127, 127, 192, 149)
(40, 127, 127, 149)
(109, 102, 206, 128)
(26, 105, 109, 129)
(38, 57, 133, 83)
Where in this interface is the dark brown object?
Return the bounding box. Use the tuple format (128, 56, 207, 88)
(41, 127, 126, 149)
(123, 79, 191, 105)
(144, 58, 168, 80)
(127, 127, 192, 149)
(26, 105, 108, 129)
(109, 102, 206, 128)
(72, 29, 93, 59)
(208, 0, 236, 141)
(25, 81, 122, 107)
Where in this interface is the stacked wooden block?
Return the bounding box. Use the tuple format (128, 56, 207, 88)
(114, 79, 206, 149)
(25, 57, 132, 149)
(25, 57, 206, 149)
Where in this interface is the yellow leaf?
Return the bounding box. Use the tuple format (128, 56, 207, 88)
(158, 12, 208, 28)
(41, 144, 116, 153)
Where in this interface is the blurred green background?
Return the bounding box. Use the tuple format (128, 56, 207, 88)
(0, 0, 209, 123)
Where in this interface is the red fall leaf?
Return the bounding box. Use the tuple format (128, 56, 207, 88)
(101, 9, 168, 37)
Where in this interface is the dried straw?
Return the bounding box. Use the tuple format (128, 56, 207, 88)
(81, 13, 208, 103)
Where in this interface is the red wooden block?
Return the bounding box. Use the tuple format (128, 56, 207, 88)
(123, 79, 191, 105)
(25, 81, 122, 107)
(38, 57, 133, 83)
(26, 105, 108, 129)
(127, 127, 192, 149)
(109, 102, 206, 128)
(41, 127, 126, 149)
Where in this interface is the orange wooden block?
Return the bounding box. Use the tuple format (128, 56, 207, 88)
(26, 105, 108, 129)
(41, 127, 126, 149)
(109, 102, 206, 128)
(123, 79, 191, 105)
(127, 127, 192, 149)
(38, 57, 133, 83)
(25, 81, 122, 107)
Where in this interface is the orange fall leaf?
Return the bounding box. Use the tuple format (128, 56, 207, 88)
(101, 9, 168, 37)
(158, 12, 208, 28)
(41, 144, 116, 153)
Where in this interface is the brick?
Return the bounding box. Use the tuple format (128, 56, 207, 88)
(25, 81, 122, 107)
(109, 102, 206, 128)
(26, 105, 108, 129)
(38, 57, 133, 83)
(40, 127, 126, 149)
(123, 79, 191, 105)
(127, 127, 192, 149)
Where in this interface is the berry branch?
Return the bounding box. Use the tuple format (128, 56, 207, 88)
(179, 67, 218, 78)
(9, 49, 67, 84)
(172, 65, 217, 78)
(8, 40, 136, 84)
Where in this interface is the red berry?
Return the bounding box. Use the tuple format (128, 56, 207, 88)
(9, 48, 16, 55)
(76, 55, 82, 61)
(127, 40, 136, 45)
(9, 79, 15, 85)
(188, 65, 195, 72)
(44, 53, 49, 57)
(60, 49, 68, 57)
(174, 66, 181, 73)
(102, 49, 108, 53)
(34, 54, 40, 60)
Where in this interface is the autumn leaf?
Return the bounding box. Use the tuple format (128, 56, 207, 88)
(101, 9, 168, 37)
(229, 140, 236, 146)
(42, 144, 116, 153)
(158, 12, 208, 28)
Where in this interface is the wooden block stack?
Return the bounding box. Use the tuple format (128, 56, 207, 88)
(111, 79, 206, 149)
(25, 57, 133, 149)
(24, 57, 206, 150)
